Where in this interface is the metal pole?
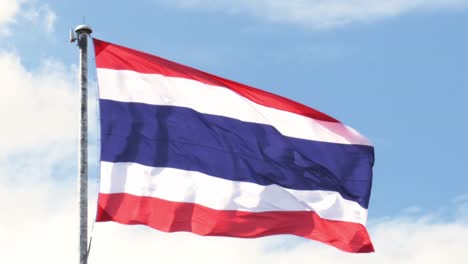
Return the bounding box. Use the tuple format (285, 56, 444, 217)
(74, 24, 92, 264)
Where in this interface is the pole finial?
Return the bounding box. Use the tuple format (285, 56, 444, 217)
(75, 24, 92, 35)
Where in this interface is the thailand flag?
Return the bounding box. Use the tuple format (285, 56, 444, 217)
(93, 38, 375, 253)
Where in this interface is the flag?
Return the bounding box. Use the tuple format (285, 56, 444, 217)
(93, 38, 375, 253)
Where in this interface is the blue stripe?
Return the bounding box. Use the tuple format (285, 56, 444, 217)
(99, 99, 374, 208)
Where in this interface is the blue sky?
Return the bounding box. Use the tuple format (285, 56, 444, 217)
(1, 0, 468, 263)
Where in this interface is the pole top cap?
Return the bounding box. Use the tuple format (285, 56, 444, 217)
(75, 24, 92, 35)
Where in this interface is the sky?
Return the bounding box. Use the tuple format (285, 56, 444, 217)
(1, 0, 468, 263)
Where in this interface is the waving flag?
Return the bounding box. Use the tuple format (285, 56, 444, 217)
(93, 38, 375, 253)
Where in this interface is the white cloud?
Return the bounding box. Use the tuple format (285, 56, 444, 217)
(22, 4, 57, 34)
(0, 48, 98, 261)
(163, 0, 468, 28)
(0, 0, 21, 36)
(44, 7, 56, 33)
(0, 51, 78, 156)
(0, 0, 98, 158)
(0, 0, 57, 37)
(0, 150, 77, 263)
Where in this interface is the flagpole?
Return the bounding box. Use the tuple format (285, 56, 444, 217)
(73, 24, 92, 264)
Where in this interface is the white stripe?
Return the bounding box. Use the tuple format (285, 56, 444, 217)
(100, 161, 368, 225)
(97, 69, 371, 146)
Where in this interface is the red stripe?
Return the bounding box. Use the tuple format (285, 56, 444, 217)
(93, 38, 339, 123)
(96, 193, 374, 253)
